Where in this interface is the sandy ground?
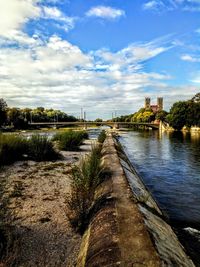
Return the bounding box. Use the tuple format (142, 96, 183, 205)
(0, 140, 93, 267)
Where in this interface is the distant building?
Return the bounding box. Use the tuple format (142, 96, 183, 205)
(145, 97, 151, 109)
(144, 97, 163, 113)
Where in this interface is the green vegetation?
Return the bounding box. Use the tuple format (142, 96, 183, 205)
(0, 99, 7, 127)
(132, 108, 155, 123)
(67, 144, 105, 233)
(167, 93, 200, 130)
(112, 114, 133, 122)
(98, 130, 106, 143)
(0, 99, 77, 130)
(0, 134, 27, 166)
(0, 134, 60, 166)
(112, 109, 168, 123)
(53, 130, 88, 151)
(27, 135, 60, 161)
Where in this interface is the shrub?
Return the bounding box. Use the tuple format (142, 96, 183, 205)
(53, 130, 88, 151)
(67, 144, 104, 233)
(0, 134, 27, 166)
(27, 135, 60, 161)
(98, 130, 106, 143)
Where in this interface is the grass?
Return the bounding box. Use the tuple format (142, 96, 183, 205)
(0, 134, 27, 166)
(0, 134, 60, 166)
(98, 130, 107, 143)
(27, 135, 60, 161)
(67, 144, 105, 233)
(53, 130, 88, 151)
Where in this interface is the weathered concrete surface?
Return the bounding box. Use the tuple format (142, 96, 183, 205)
(77, 134, 195, 267)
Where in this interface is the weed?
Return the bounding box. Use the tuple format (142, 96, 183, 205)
(0, 134, 27, 166)
(53, 130, 88, 151)
(98, 130, 107, 143)
(27, 135, 61, 161)
(66, 144, 105, 233)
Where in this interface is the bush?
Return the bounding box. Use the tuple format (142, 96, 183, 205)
(0, 134, 27, 166)
(27, 135, 60, 161)
(53, 130, 88, 151)
(67, 145, 104, 233)
(98, 130, 106, 143)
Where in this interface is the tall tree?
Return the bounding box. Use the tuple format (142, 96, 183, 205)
(0, 98, 7, 126)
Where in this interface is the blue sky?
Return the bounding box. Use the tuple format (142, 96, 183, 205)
(0, 0, 200, 119)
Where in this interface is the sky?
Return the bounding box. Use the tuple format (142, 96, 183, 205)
(0, 0, 200, 119)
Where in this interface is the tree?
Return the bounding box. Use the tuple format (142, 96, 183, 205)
(7, 107, 28, 129)
(0, 98, 7, 126)
(95, 118, 103, 122)
(155, 110, 168, 121)
(166, 101, 189, 130)
(191, 92, 200, 103)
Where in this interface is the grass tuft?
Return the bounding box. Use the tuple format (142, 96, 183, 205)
(0, 134, 27, 166)
(98, 130, 106, 143)
(67, 144, 105, 233)
(53, 130, 88, 151)
(27, 134, 60, 161)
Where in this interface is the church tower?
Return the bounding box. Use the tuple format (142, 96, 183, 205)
(157, 97, 163, 111)
(145, 97, 151, 109)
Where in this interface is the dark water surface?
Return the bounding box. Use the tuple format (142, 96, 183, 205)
(119, 130, 200, 225)
(119, 130, 200, 265)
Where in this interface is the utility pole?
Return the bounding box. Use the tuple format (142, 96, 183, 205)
(81, 108, 83, 121)
(84, 111, 87, 130)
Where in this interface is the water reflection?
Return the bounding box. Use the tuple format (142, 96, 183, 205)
(119, 130, 200, 225)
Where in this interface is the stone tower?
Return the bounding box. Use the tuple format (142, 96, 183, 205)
(145, 97, 151, 109)
(157, 97, 163, 111)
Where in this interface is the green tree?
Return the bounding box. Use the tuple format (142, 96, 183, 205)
(167, 101, 189, 130)
(0, 98, 7, 126)
(155, 110, 168, 121)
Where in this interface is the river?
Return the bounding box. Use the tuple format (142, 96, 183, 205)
(119, 130, 200, 265)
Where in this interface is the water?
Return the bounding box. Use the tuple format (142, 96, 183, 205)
(119, 130, 200, 225)
(119, 130, 200, 265)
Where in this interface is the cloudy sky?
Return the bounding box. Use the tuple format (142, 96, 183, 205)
(0, 0, 200, 119)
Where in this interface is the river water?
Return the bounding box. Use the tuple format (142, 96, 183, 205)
(119, 130, 200, 265)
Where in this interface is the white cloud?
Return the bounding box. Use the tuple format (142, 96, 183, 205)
(143, 0, 200, 12)
(0, 32, 186, 118)
(86, 6, 125, 20)
(181, 54, 200, 62)
(0, 0, 41, 38)
(41, 6, 76, 32)
(0, 0, 76, 42)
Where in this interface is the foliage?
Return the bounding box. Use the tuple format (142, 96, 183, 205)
(0, 99, 7, 127)
(167, 94, 200, 130)
(98, 130, 106, 143)
(7, 108, 28, 129)
(0, 134, 60, 166)
(132, 108, 155, 123)
(53, 130, 88, 151)
(27, 135, 60, 161)
(5, 106, 77, 129)
(94, 118, 103, 122)
(0, 134, 27, 166)
(155, 110, 168, 121)
(67, 145, 104, 233)
(112, 114, 133, 122)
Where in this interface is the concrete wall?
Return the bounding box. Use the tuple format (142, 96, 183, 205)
(77, 134, 195, 267)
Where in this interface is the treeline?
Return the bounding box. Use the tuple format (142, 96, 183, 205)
(112, 93, 200, 130)
(166, 93, 200, 130)
(0, 99, 77, 129)
(112, 110, 168, 123)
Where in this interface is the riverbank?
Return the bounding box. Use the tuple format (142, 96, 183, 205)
(77, 133, 195, 266)
(0, 140, 93, 267)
